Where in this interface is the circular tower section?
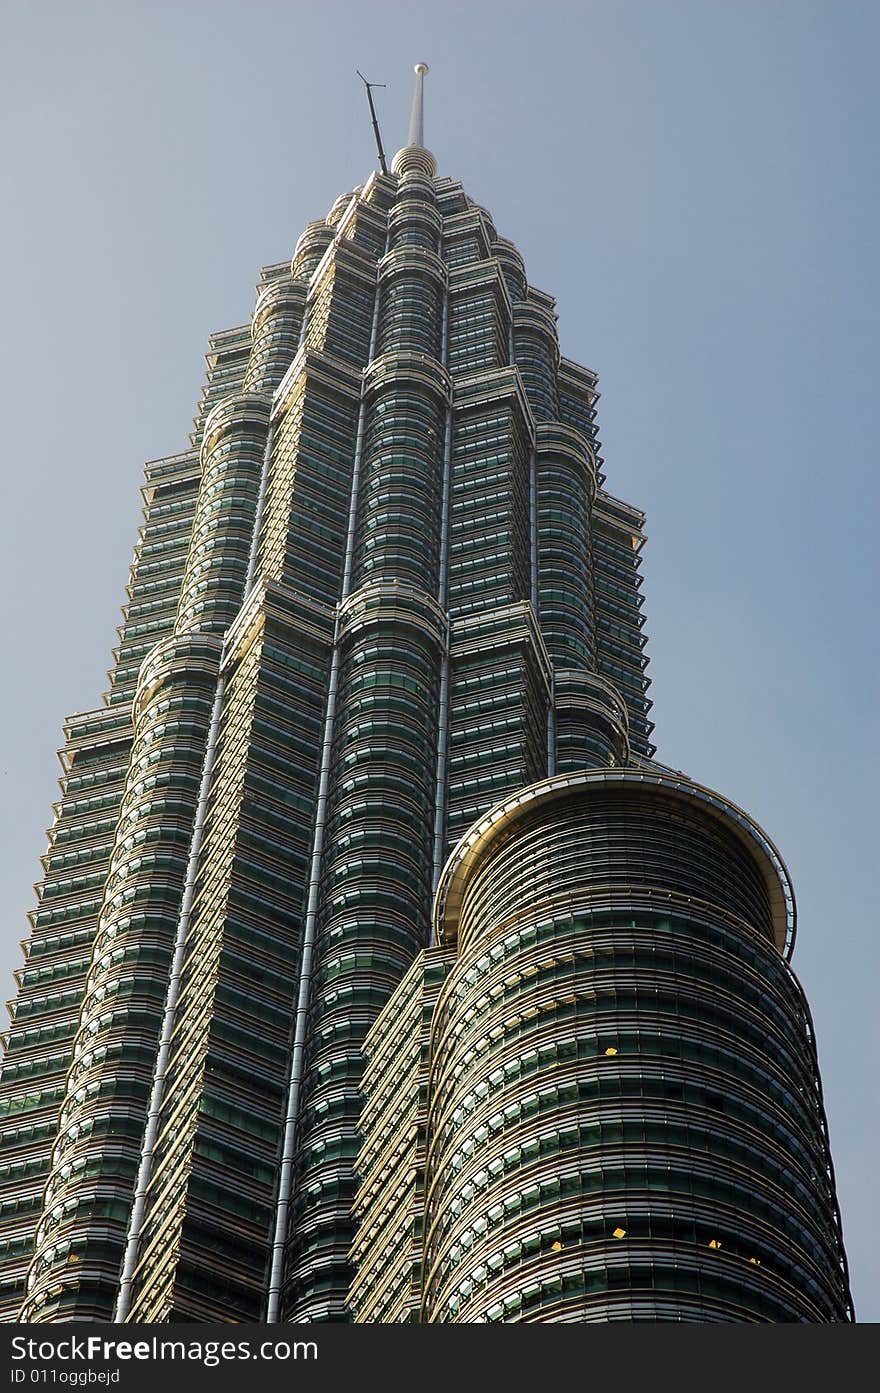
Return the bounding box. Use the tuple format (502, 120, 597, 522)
(423, 771, 852, 1323)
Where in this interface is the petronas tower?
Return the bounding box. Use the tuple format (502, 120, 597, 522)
(0, 68, 852, 1324)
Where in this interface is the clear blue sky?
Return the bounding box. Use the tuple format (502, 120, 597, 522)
(1, 0, 877, 1320)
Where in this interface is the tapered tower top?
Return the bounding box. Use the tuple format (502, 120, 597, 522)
(391, 61, 437, 177)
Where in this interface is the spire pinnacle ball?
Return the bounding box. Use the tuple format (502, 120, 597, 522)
(414, 62, 429, 75)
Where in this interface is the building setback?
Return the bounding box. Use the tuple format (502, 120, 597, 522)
(0, 68, 852, 1323)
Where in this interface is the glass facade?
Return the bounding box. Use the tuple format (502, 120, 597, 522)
(351, 774, 852, 1323)
(0, 103, 851, 1325)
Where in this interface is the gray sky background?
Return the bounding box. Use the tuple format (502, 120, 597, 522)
(1, 0, 877, 1320)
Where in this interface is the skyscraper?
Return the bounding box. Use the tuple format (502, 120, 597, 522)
(0, 66, 852, 1324)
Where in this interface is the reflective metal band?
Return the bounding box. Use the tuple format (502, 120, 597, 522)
(434, 769, 797, 958)
(453, 365, 535, 443)
(337, 582, 447, 651)
(250, 279, 307, 342)
(291, 220, 334, 279)
(390, 147, 437, 178)
(378, 245, 447, 284)
(432, 289, 453, 901)
(364, 350, 451, 402)
(388, 199, 443, 237)
(512, 298, 560, 349)
(200, 392, 271, 463)
(535, 419, 597, 492)
(450, 602, 553, 699)
(132, 631, 223, 726)
(493, 236, 528, 301)
(553, 668, 630, 732)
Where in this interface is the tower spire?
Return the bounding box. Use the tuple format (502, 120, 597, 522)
(407, 62, 429, 148)
(391, 61, 437, 176)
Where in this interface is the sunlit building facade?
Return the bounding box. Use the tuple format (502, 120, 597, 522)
(0, 69, 852, 1324)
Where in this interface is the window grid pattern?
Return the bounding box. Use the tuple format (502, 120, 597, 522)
(175, 397, 270, 635)
(553, 671, 630, 773)
(242, 281, 306, 395)
(446, 611, 549, 849)
(304, 248, 376, 368)
(18, 224, 318, 1321)
(354, 384, 446, 593)
(127, 608, 331, 1321)
(377, 266, 443, 360)
(447, 385, 532, 617)
(513, 298, 560, 423)
(256, 367, 361, 607)
(446, 268, 510, 378)
(535, 423, 595, 670)
(349, 948, 451, 1323)
(19, 638, 221, 1322)
(189, 329, 252, 446)
(283, 619, 442, 1320)
(0, 708, 132, 1320)
(283, 167, 447, 1322)
(349, 784, 850, 1324)
(108, 455, 202, 706)
(592, 495, 654, 758)
(6, 160, 849, 1332)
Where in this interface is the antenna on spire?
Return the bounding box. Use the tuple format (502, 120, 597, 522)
(407, 62, 429, 148)
(356, 70, 388, 175)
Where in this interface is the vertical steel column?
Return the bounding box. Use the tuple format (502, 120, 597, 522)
(431, 289, 453, 900)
